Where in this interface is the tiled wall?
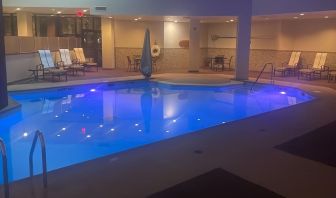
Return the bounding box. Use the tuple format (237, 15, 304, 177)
(115, 47, 191, 71)
(206, 48, 336, 72)
(115, 47, 336, 73)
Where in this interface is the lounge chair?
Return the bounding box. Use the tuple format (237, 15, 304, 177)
(212, 56, 225, 71)
(59, 49, 85, 75)
(74, 48, 99, 72)
(274, 52, 301, 76)
(298, 53, 329, 80)
(224, 56, 234, 70)
(37, 50, 67, 81)
(127, 56, 136, 71)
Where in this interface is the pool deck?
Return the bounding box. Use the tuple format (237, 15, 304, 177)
(3, 71, 336, 198)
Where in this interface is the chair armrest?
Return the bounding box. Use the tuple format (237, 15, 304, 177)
(72, 59, 79, 64)
(57, 61, 64, 67)
(301, 64, 312, 69)
(322, 65, 329, 71)
(281, 62, 288, 67)
(35, 64, 43, 70)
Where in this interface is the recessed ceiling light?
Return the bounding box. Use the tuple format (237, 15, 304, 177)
(134, 18, 138, 21)
(16, 8, 21, 11)
(299, 13, 305, 16)
(230, 19, 234, 22)
(57, 11, 62, 14)
(138, 17, 142, 20)
(324, 16, 329, 19)
(83, 9, 88, 13)
(108, 16, 113, 19)
(51, 9, 56, 11)
(50, 15, 54, 17)
(225, 20, 230, 23)
(293, 16, 299, 19)
(174, 20, 178, 23)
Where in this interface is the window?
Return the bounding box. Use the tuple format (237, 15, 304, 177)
(3, 14, 18, 36)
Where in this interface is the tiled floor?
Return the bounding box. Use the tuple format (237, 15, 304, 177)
(4, 68, 336, 198)
(8, 68, 336, 90)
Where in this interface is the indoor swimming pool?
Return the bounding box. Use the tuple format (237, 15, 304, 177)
(0, 80, 313, 184)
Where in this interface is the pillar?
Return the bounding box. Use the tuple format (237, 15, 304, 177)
(188, 19, 201, 72)
(101, 17, 116, 69)
(0, 0, 8, 110)
(17, 12, 33, 36)
(235, 14, 252, 80)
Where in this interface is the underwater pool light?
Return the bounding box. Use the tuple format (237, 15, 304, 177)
(280, 91, 287, 95)
(23, 132, 28, 137)
(90, 89, 96, 92)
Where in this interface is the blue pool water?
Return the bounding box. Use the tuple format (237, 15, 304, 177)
(0, 81, 313, 184)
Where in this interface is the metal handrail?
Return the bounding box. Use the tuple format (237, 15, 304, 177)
(251, 63, 274, 91)
(0, 138, 9, 198)
(29, 130, 48, 188)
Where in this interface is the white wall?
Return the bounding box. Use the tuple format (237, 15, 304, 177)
(115, 20, 164, 48)
(164, 22, 189, 48)
(285, 19, 336, 52)
(207, 22, 237, 49)
(251, 21, 281, 50)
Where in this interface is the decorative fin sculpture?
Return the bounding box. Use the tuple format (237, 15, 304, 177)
(140, 29, 153, 79)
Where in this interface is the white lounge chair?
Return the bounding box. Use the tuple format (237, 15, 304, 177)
(37, 50, 67, 81)
(274, 52, 301, 76)
(298, 53, 329, 80)
(74, 48, 99, 72)
(59, 49, 85, 75)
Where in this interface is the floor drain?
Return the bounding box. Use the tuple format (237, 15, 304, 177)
(194, 150, 203, 154)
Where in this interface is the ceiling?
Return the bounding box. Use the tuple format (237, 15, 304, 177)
(253, 10, 336, 21)
(4, 7, 336, 22)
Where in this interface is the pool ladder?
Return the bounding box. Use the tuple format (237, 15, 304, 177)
(29, 130, 48, 189)
(250, 63, 274, 91)
(0, 130, 47, 198)
(0, 138, 9, 198)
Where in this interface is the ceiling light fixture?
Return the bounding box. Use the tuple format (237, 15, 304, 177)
(324, 16, 329, 19)
(83, 9, 88, 13)
(108, 16, 113, 19)
(57, 11, 62, 14)
(299, 13, 305, 16)
(293, 16, 299, 19)
(134, 18, 138, 21)
(230, 19, 234, 22)
(174, 20, 178, 23)
(16, 8, 21, 11)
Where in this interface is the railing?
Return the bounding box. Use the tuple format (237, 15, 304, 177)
(251, 63, 274, 91)
(29, 130, 48, 188)
(0, 138, 9, 198)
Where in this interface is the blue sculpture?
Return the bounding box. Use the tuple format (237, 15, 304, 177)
(140, 29, 153, 79)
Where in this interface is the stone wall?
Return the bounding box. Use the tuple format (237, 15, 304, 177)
(107, 47, 336, 73)
(115, 47, 190, 72)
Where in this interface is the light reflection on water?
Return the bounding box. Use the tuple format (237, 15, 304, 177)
(0, 81, 313, 183)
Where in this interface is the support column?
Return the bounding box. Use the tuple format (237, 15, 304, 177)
(0, 0, 8, 110)
(235, 14, 252, 80)
(188, 19, 201, 72)
(101, 17, 116, 69)
(17, 12, 33, 36)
